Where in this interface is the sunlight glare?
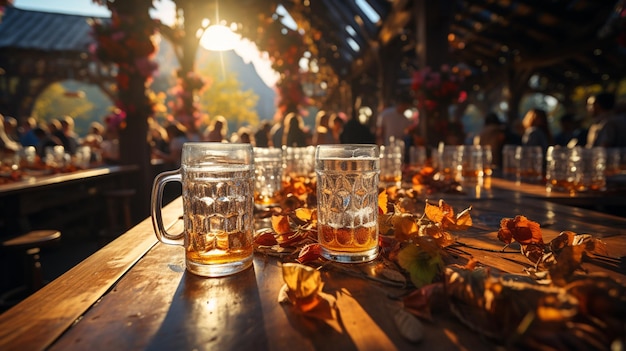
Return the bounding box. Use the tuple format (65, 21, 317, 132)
(200, 24, 241, 51)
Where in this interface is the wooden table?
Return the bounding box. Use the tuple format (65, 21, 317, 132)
(0, 165, 139, 235)
(488, 176, 626, 216)
(0, 182, 624, 351)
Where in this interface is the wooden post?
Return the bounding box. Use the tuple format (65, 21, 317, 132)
(414, 0, 453, 146)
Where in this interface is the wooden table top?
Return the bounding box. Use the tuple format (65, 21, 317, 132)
(0, 180, 624, 351)
(0, 164, 139, 195)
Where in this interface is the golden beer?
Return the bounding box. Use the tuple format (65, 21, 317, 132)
(318, 224, 378, 253)
(181, 166, 255, 276)
(315, 145, 380, 263)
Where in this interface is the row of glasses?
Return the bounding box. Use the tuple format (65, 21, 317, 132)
(282, 145, 315, 180)
(502, 145, 544, 184)
(545, 146, 607, 193)
(606, 147, 626, 176)
(431, 144, 493, 184)
(379, 140, 404, 188)
(151, 143, 382, 278)
(408, 145, 427, 171)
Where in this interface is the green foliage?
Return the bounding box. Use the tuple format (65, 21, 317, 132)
(397, 243, 444, 288)
(198, 61, 260, 134)
(32, 81, 113, 136)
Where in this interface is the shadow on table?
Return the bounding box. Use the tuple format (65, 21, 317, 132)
(145, 267, 271, 351)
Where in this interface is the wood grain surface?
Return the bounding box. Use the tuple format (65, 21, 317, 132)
(0, 182, 624, 351)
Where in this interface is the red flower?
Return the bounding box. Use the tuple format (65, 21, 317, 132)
(411, 65, 468, 113)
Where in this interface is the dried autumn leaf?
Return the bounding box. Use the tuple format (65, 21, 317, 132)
(498, 215, 543, 245)
(424, 199, 453, 224)
(549, 245, 586, 286)
(392, 213, 419, 242)
(397, 242, 444, 288)
(254, 231, 278, 246)
(449, 206, 473, 230)
(521, 243, 547, 264)
(379, 212, 395, 236)
(297, 243, 322, 264)
(424, 199, 472, 230)
(271, 214, 291, 234)
(295, 208, 316, 222)
(276, 229, 312, 248)
(281, 262, 324, 313)
(403, 282, 443, 321)
(417, 219, 456, 247)
(378, 190, 389, 214)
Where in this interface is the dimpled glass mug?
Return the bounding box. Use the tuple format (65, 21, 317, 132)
(315, 144, 380, 263)
(151, 143, 255, 277)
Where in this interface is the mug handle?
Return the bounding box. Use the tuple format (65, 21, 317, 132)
(151, 169, 184, 245)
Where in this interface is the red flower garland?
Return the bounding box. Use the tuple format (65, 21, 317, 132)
(91, 6, 159, 127)
(411, 65, 468, 113)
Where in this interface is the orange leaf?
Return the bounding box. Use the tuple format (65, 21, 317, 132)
(254, 231, 278, 246)
(448, 205, 472, 230)
(424, 199, 452, 224)
(297, 243, 322, 263)
(424, 199, 472, 231)
(498, 215, 543, 245)
(271, 214, 291, 234)
(379, 190, 389, 214)
(295, 208, 316, 222)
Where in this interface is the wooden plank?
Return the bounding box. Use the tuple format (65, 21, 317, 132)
(0, 197, 182, 351)
(49, 244, 494, 351)
(0, 165, 139, 195)
(1, 186, 625, 351)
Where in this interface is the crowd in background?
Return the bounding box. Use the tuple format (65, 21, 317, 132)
(2, 91, 625, 172)
(473, 91, 626, 169)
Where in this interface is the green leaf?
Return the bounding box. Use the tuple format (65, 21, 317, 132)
(397, 244, 444, 288)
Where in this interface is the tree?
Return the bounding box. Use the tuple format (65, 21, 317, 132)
(198, 61, 260, 134)
(32, 82, 99, 135)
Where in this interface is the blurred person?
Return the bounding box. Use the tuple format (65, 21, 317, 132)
(312, 110, 334, 145)
(444, 119, 466, 145)
(82, 121, 104, 149)
(283, 112, 307, 147)
(554, 113, 587, 147)
(376, 93, 413, 145)
(476, 112, 506, 168)
(586, 92, 626, 147)
(57, 116, 80, 155)
(154, 122, 189, 168)
(19, 117, 39, 147)
(48, 118, 69, 154)
(0, 115, 21, 155)
(32, 126, 62, 159)
(100, 122, 120, 165)
(3, 115, 19, 143)
(340, 111, 375, 144)
(82, 121, 105, 163)
(402, 122, 426, 164)
(254, 121, 272, 147)
(148, 120, 169, 157)
(233, 126, 253, 144)
(330, 113, 344, 144)
(204, 115, 228, 142)
(521, 108, 552, 154)
(270, 111, 287, 148)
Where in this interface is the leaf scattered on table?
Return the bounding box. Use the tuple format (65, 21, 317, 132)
(297, 243, 322, 264)
(396, 240, 444, 288)
(497, 215, 543, 246)
(280, 263, 338, 321)
(424, 199, 472, 231)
